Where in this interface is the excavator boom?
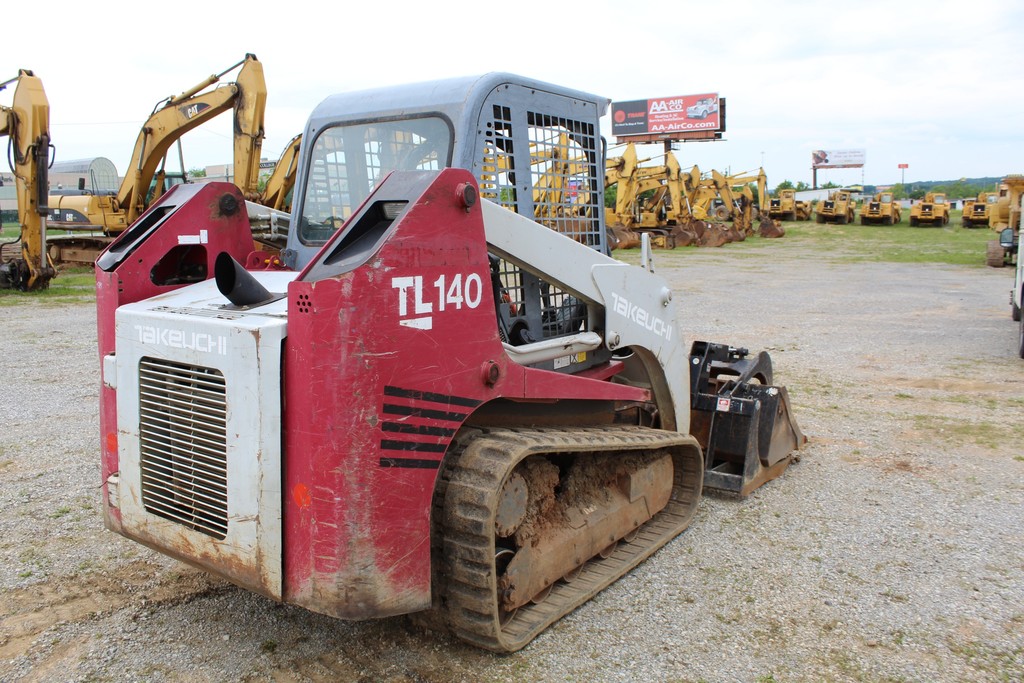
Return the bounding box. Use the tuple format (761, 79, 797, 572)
(47, 55, 268, 264)
(0, 70, 55, 291)
(119, 54, 266, 223)
(259, 134, 301, 212)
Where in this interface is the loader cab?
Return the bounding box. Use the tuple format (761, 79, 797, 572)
(282, 73, 613, 375)
(284, 73, 609, 270)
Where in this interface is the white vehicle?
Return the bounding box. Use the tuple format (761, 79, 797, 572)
(685, 97, 718, 119)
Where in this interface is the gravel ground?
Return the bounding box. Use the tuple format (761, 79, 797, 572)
(1, 238, 1023, 682)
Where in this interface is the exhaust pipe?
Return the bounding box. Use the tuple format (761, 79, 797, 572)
(215, 251, 276, 307)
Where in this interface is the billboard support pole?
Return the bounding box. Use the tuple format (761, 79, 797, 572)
(813, 167, 818, 190)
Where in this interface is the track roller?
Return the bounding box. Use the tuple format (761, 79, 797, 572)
(429, 426, 702, 652)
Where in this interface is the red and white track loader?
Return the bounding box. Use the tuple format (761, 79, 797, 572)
(96, 74, 803, 652)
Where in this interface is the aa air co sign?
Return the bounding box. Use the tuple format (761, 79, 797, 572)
(611, 93, 723, 140)
(811, 149, 866, 169)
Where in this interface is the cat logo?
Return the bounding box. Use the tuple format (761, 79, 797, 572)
(180, 102, 211, 120)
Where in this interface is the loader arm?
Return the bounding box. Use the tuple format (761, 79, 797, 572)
(0, 70, 55, 291)
(482, 199, 689, 431)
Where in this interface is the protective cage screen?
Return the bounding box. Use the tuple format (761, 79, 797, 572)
(478, 104, 603, 344)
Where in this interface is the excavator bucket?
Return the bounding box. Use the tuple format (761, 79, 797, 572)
(759, 217, 785, 238)
(607, 225, 640, 250)
(688, 341, 805, 495)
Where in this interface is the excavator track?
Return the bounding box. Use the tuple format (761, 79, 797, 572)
(432, 426, 703, 652)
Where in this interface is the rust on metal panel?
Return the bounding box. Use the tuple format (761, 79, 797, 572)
(122, 520, 279, 599)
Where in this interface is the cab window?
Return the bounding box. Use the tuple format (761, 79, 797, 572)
(298, 116, 452, 244)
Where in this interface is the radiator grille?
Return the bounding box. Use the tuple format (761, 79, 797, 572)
(138, 357, 228, 539)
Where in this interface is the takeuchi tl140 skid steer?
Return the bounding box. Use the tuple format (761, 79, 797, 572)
(96, 74, 804, 652)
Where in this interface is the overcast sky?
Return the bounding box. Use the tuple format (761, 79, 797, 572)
(5, 0, 1023, 190)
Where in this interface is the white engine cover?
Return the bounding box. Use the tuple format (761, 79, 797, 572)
(113, 273, 294, 598)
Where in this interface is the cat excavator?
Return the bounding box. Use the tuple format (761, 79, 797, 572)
(604, 145, 754, 248)
(604, 144, 690, 248)
(257, 134, 301, 212)
(708, 168, 780, 237)
(47, 54, 267, 264)
(0, 69, 55, 291)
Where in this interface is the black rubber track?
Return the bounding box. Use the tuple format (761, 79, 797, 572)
(432, 426, 703, 652)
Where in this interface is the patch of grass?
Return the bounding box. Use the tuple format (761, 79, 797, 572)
(939, 394, 1024, 410)
(895, 392, 913, 399)
(714, 609, 743, 625)
(829, 650, 909, 682)
(0, 266, 95, 305)
(779, 220, 993, 266)
(51, 505, 73, 518)
(911, 414, 1024, 450)
(948, 640, 1024, 680)
(18, 545, 48, 575)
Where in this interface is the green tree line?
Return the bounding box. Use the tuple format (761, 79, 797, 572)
(773, 177, 1003, 200)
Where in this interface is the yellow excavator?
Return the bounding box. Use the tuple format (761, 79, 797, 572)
(986, 176, 1024, 267)
(0, 69, 56, 291)
(605, 145, 666, 246)
(242, 134, 303, 253)
(673, 167, 776, 243)
(605, 144, 779, 248)
(47, 54, 267, 263)
(258, 134, 301, 212)
(605, 145, 702, 248)
(713, 168, 780, 237)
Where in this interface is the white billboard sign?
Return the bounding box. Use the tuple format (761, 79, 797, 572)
(811, 149, 866, 168)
